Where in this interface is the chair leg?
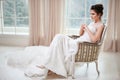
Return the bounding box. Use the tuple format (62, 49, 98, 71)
(95, 61, 100, 76)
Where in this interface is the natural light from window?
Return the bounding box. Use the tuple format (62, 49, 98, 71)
(0, 0, 29, 35)
(0, 0, 108, 35)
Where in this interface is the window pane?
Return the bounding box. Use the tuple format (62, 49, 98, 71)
(16, 18, 28, 27)
(16, 0, 28, 17)
(0, 2, 1, 17)
(65, 19, 85, 28)
(103, 19, 107, 24)
(4, 18, 15, 27)
(0, 1, 1, 27)
(66, 0, 85, 18)
(0, 1, 2, 34)
(102, 0, 108, 18)
(86, 19, 92, 25)
(3, 0, 15, 17)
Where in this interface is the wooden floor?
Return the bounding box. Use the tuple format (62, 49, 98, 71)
(0, 46, 120, 80)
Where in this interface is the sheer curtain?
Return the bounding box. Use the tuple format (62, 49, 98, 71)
(29, 0, 64, 46)
(103, 0, 120, 52)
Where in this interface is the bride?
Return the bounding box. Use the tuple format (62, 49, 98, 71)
(6, 4, 104, 79)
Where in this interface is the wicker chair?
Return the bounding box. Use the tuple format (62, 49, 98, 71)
(70, 25, 107, 78)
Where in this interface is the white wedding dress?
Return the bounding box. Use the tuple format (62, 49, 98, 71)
(1, 22, 103, 80)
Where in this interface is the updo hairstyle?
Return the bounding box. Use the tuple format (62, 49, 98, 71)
(91, 4, 104, 16)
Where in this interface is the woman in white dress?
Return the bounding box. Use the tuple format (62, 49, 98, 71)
(7, 4, 104, 79)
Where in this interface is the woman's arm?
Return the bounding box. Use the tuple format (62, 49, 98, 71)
(84, 24, 104, 43)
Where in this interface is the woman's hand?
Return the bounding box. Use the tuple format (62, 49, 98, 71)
(82, 24, 88, 31)
(79, 24, 87, 36)
(80, 24, 88, 36)
(81, 24, 86, 30)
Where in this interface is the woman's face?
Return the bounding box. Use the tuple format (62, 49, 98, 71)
(90, 10, 100, 22)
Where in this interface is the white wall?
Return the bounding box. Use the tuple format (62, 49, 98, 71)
(0, 35, 29, 46)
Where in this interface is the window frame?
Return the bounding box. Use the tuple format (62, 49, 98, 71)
(0, 0, 29, 35)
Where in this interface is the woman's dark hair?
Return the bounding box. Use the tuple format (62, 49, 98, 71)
(91, 4, 104, 16)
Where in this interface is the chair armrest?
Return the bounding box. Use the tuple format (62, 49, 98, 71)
(69, 35, 101, 45)
(79, 42, 100, 45)
(69, 35, 80, 39)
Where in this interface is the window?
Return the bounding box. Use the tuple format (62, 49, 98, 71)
(0, 0, 29, 35)
(64, 0, 108, 35)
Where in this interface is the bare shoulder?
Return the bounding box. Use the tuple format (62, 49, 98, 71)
(97, 23, 104, 29)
